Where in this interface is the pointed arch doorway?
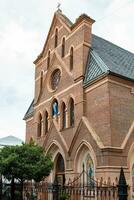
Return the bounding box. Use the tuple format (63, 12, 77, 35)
(55, 154, 65, 185)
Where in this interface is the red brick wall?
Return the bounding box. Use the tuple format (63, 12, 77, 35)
(85, 79, 112, 146)
(109, 79, 134, 147)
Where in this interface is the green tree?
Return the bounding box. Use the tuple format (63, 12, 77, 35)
(0, 142, 53, 200)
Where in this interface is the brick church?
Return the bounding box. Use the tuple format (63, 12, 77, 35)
(24, 10, 134, 196)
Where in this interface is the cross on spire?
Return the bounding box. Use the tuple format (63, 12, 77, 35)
(57, 2, 61, 11)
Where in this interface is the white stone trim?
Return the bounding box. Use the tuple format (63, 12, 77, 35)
(34, 80, 82, 109)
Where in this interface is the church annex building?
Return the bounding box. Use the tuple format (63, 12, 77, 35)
(24, 10, 134, 196)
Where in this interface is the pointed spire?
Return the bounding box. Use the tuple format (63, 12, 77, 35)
(119, 167, 127, 185)
(118, 167, 128, 200)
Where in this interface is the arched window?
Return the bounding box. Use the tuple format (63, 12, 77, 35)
(40, 71, 43, 91)
(56, 154, 65, 185)
(51, 69, 61, 91)
(45, 111, 49, 134)
(132, 164, 134, 192)
(62, 102, 66, 129)
(38, 113, 43, 137)
(61, 37, 65, 58)
(47, 50, 50, 69)
(56, 154, 65, 173)
(69, 98, 74, 127)
(52, 99, 58, 117)
(70, 47, 74, 71)
(55, 28, 58, 48)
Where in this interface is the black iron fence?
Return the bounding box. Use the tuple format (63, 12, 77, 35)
(0, 167, 129, 200)
(23, 167, 129, 200)
(0, 182, 22, 200)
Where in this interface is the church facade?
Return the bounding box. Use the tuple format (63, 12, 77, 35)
(24, 10, 134, 196)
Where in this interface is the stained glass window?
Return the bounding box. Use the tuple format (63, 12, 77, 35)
(86, 154, 94, 186)
(132, 164, 134, 192)
(51, 69, 61, 90)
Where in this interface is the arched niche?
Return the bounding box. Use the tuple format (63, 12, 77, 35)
(74, 141, 96, 175)
(55, 153, 65, 185)
(51, 99, 59, 117)
(46, 141, 66, 184)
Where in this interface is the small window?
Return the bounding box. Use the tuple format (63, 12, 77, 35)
(47, 50, 50, 69)
(70, 98, 74, 127)
(38, 113, 43, 137)
(55, 28, 58, 48)
(52, 99, 58, 117)
(61, 37, 65, 58)
(62, 102, 66, 129)
(70, 47, 74, 71)
(45, 111, 49, 134)
(40, 71, 43, 91)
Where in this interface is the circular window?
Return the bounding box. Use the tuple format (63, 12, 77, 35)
(51, 69, 61, 90)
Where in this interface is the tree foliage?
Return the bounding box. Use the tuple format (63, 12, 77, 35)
(0, 142, 53, 182)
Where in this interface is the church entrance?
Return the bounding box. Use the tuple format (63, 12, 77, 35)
(55, 154, 65, 185)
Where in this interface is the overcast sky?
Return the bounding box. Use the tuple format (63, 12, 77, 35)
(0, 0, 134, 140)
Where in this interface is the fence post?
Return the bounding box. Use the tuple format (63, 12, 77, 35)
(53, 178, 59, 200)
(117, 167, 128, 200)
(82, 163, 85, 199)
(0, 175, 2, 199)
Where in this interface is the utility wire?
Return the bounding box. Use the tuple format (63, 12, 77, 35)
(96, 0, 134, 23)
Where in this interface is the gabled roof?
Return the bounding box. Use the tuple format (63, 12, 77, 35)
(34, 10, 72, 64)
(84, 34, 134, 84)
(23, 100, 34, 120)
(24, 13, 134, 120)
(34, 11, 95, 64)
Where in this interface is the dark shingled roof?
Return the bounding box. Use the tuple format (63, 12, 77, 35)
(84, 34, 134, 83)
(23, 100, 34, 120)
